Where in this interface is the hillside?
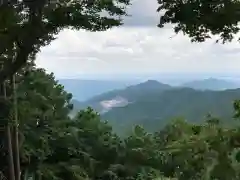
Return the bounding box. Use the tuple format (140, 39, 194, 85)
(101, 88, 240, 134)
(59, 79, 136, 101)
(72, 80, 173, 113)
(181, 78, 240, 90)
(71, 79, 240, 135)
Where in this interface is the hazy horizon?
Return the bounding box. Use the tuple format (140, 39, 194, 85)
(57, 73, 240, 86)
(58, 75, 240, 101)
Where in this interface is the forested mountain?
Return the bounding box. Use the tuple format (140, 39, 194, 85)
(86, 80, 172, 102)
(3, 61, 240, 180)
(70, 79, 240, 135)
(181, 78, 240, 90)
(72, 80, 173, 114)
(102, 88, 240, 134)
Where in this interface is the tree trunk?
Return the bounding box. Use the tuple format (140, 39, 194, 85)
(6, 126, 15, 180)
(3, 81, 16, 180)
(12, 74, 21, 180)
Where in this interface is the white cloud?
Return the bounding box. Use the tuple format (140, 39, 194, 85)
(35, 0, 240, 78)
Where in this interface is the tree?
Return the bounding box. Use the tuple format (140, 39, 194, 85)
(5, 59, 240, 180)
(0, 1, 129, 179)
(0, 0, 130, 83)
(157, 0, 240, 43)
(0, 61, 74, 180)
(0, 62, 129, 179)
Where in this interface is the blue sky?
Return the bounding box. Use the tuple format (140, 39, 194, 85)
(36, 0, 240, 79)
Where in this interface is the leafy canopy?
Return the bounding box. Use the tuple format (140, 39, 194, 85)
(0, 0, 130, 83)
(3, 60, 240, 179)
(158, 0, 240, 43)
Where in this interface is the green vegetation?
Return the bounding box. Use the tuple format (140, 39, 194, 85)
(72, 80, 173, 113)
(102, 88, 240, 134)
(86, 80, 172, 103)
(158, 0, 240, 43)
(1, 61, 240, 180)
(0, 0, 130, 83)
(72, 80, 240, 135)
(0, 1, 130, 179)
(2, 0, 240, 179)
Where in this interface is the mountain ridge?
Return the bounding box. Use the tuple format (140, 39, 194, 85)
(181, 78, 240, 90)
(102, 87, 240, 134)
(72, 80, 173, 113)
(70, 78, 240, 135)
(85, 79, 172, 102)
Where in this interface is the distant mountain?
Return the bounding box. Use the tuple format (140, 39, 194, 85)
(72, 80, 173, 114)
(101, 88, 240, 135)
(181, 78, 240, 90)
(87, 80, 172, 102)
(70, 79, 240, 135)
(58, 79, 136, 101)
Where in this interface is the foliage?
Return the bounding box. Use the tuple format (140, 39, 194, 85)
(0, 0, 130, 83)
(102, 88, 240, 134)
(3, 0, 240, 179)
(157, 0, 240, 43)
(72, 80, 240, 135)
(2, 62, 240, 179)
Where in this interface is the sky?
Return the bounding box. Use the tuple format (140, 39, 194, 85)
(36, 0, 240, 79)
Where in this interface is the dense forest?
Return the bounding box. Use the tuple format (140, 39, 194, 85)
(2, 62, 240, 179)
(102, 87, 240, 134)
(2, 0, 240, 179)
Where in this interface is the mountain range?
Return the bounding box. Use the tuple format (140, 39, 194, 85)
(71, 80, 172, 113)
(60, 78, 240, 102)
(67, 78, 240, 135)
(181, 78, 239, 90)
